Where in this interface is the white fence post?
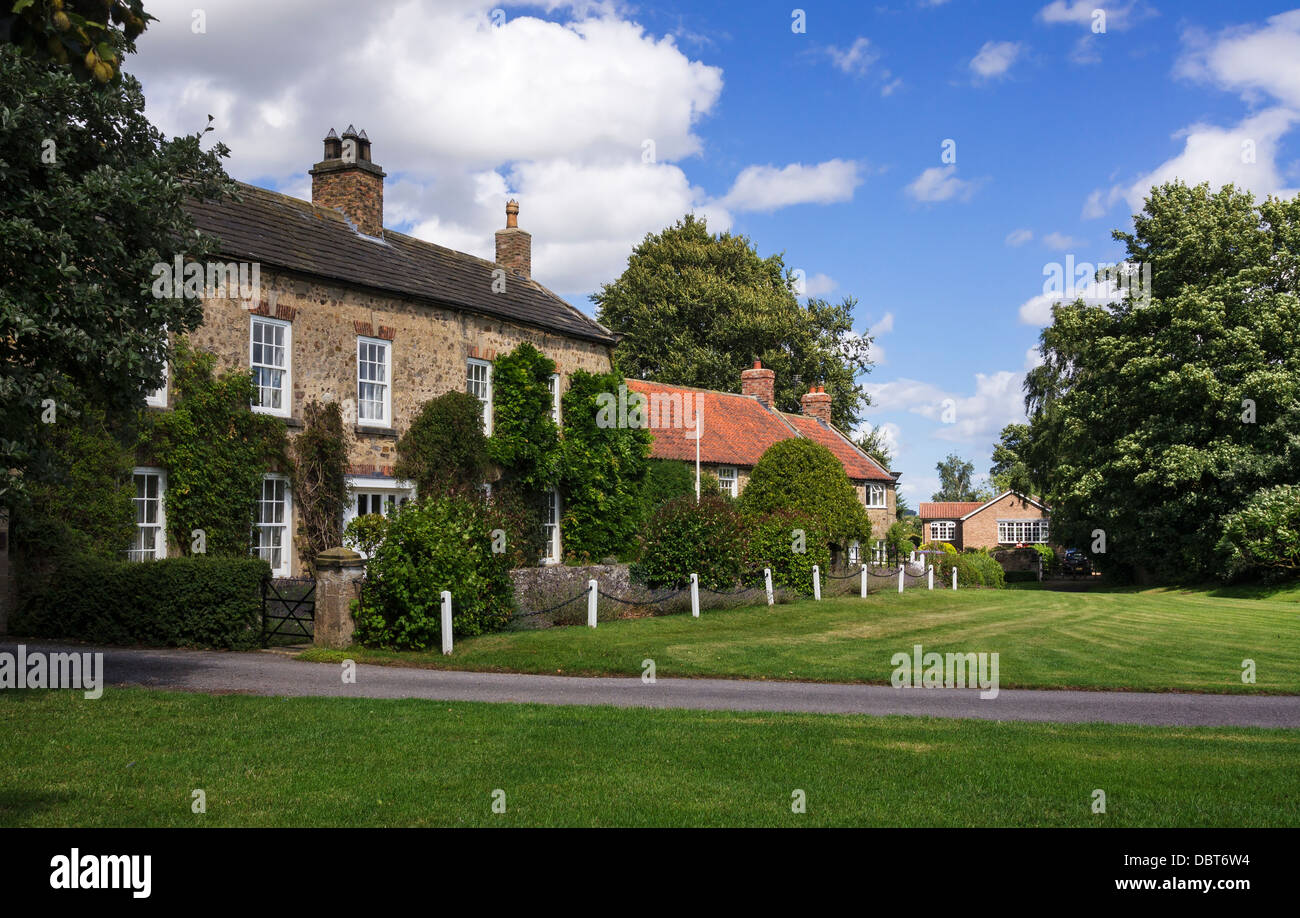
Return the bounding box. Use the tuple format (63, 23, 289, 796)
(928, 565, 934, 590)
(690, 573, 700, 618)
(952, 566, 958, 590)
(812, 564, 821, 600)
(440, 590, 453, 655)
(764, 567, 774, 606)
(897, 563, 904, 593)
(587, 578, 598, 627)
(860, 564, 868, 598)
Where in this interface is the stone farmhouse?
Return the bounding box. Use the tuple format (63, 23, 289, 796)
(918, 492, 1051, 551)
(137, 127, 616, 576)
(626, 362, 900, 563)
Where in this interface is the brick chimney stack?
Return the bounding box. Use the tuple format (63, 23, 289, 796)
(741, 359, 776, 408)
(801, 385, 833, 425)
(495, 199, 531, 278)
(310, 125, 386, 236)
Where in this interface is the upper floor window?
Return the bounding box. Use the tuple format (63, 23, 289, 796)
(357, 337, 391, 426)
(128, 468, 166, 561)
(549, 373, 561, 424)
(866, 484, 887, 508)
(251, 316, 291, 416)
(717, 466, 737, 498)
(467, 358, 493, 434)
(931, 520, 956, 542)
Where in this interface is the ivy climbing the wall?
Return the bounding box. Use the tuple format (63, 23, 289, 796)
(290, 399, 349, 571)
(148, 337, 288, 557)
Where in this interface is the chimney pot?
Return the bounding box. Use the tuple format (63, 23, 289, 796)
(741, 360, 776, 408)
(310, 123, 386, 236)
(801, 385, 833, 425)
(496, 199, 531, 278)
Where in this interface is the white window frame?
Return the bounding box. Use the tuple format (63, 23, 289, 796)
(866, 483, 887, 508)
(998, 519, 1050, 544)
(250, 316, 292, 417)
(356, 336, 392, 428)
(541, 488, 561, 565)
(128, 467, 167, 561)
(716, 465, 738, 498)
(549, 373, 561, 424)
(931, 520, 956, 542)
(872, 539, 887, 563)
(847, 540, 861, 566)
(467, 358, 493, 434)
(341, 477, 415, 558)
(254, 474, 293, 577)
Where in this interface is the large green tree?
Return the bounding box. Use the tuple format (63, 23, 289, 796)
(932, 453, 990, 502)
(990, 423, 1033, 496)
(1023, 181, 1300, 580)
(0, 40, 234, 504)
(593, 215, 872, 430)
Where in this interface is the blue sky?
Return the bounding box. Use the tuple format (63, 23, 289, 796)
(130, 1, 1300, 502)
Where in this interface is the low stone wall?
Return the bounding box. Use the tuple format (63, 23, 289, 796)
(993, 547, 1042, 575)
(510, 563, 635, 611)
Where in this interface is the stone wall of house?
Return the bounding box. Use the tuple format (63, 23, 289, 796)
(172, 267, 613, 576)
(860, 481, 897, 543)
(961, 494, 1048, 550)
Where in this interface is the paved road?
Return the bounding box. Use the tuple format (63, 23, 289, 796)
(4, 640, 1299, 728)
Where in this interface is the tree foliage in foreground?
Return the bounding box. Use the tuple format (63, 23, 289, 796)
(1022, 182, 1300, 581)
(0, 44, 234, 505)
(593, 214, 872, 431)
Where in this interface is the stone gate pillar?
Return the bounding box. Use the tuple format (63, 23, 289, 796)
(314, 546, 365, 648)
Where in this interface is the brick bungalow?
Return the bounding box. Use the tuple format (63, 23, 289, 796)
(135, 126, 617, 576)
(918, 491, 1050, 551)
(627, 362, 900, 563)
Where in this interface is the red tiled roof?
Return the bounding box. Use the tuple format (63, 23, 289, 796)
(918, 502, 984, 519)
(779, 413, 894, 482)
(625, 379, 895, 482)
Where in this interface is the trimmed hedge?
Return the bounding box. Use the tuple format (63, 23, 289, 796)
(11, 556, 270, 649)
(633, 494, 744, 590)
(963, 551, 1006, 589)
(743, 509, 831, 595)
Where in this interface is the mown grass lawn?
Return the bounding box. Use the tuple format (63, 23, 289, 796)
(2, 688, 1297, 827)
(302, 585, 1300, 693)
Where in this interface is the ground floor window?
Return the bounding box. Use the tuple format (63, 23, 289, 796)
(930, 520, 956, 542)
(872, 539, 887, 563)
(341, 477, 415, 558)
(128, 467, 166, 561)
(255, 475, 292, 577)
(542, 489, 561, 564)
(998, 519, 1049, 544)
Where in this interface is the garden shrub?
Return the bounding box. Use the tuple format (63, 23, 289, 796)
(638, 459, 695, 525)
(933, 552, 984, 587)
(343, 512, 390, 558)
(1217, 484, 1300, 581)
(394, 390, 492, 497)
(488, 343, 560, 492)
(559, 370, 652, 562)
(486, 482, 547, 569)
(12, 405, 135, 562)
(742, 509, 831, 595)
(1032, 543, 1058, 575)
(632, 494, 744, 590)
(920, 541, 957, 555)
(11, 556, 269, 649)
(354, 494, 514, 649)
(962, 550, 1006, 588)
(738, 438, 870, 552)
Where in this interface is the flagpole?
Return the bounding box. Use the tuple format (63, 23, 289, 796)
(695, 404, 701, 503)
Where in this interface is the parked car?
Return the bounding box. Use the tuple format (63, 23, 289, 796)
(1060, 549, 1092, 576)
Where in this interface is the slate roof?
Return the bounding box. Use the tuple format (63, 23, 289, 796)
(625, 379, 895, 483)
(185, 183, 616, 345)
